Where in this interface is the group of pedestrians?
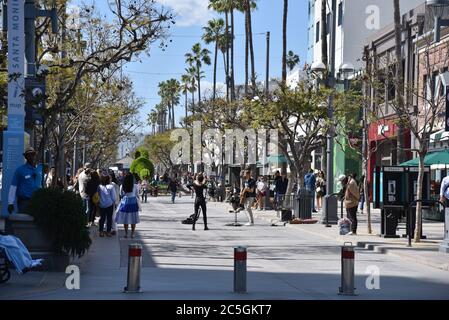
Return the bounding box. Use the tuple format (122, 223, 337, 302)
(74, 164, 141, 239)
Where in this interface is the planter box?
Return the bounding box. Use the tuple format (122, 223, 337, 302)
(5, 214, 69, 272)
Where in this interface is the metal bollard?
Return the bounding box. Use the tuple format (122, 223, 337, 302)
(234, 246, 247, 293)
(124, 243, 142, 293)
(338, 242, 356, 296)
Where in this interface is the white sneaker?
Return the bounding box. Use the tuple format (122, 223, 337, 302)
(244, 222, 254, 226)
(346, 232, 353, 235)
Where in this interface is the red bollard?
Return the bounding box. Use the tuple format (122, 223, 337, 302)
(234, 246, 247, 293)
(338, 242, 356, 296)
(124, 243, 142, 293)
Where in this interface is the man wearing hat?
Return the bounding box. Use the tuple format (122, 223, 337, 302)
(7, 147, 40, 214)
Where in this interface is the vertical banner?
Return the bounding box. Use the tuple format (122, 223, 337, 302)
(2, 0, 25, 216)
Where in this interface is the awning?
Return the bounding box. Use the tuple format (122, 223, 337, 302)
(400, 149, 449, 166)
(267, 154, 288, 164)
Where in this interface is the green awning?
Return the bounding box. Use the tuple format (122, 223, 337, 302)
(400, 149, 449, 166)
(267, 154, 288, 164)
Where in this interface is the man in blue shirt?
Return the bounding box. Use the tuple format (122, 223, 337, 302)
(304, 169, 317, 212)
(8, 147, 40, 214)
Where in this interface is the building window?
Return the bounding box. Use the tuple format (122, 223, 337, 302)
(338, 2, 343, 26)
(316, 21, 320, 43)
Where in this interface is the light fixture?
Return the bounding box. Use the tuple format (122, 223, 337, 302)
(339, 63, 355, 80)
(311, 61, 327, 75)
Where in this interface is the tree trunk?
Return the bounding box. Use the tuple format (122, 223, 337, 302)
(231, 8, 236, 101)
(414, 153, 425, 243)
(393, 0, 406, 164)
(321, 0, 328, 67)
(247, 0, 256, 95)
(282, 0, 288, 84)
(244, 7, 249, 96)
(191, 89, 195, 115)
(197, 68, 201, 106)
(172, 100, 175, 129)
(225, 10, 230, 102)
(213, 37, 218, 101)
(185, 91, 188, 121)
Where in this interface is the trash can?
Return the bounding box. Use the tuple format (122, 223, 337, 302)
(297, 189, 313, 220)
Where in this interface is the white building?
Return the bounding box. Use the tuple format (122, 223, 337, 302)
(307, 0, 424, 70)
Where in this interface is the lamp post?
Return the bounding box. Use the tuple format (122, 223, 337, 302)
(427, 0, 449, 43)
(311, 59, 354, 226)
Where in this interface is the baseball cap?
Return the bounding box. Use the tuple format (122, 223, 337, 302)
(23, 147, 37, 155)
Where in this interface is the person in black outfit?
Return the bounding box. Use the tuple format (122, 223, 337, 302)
(187, 174, 209, 231)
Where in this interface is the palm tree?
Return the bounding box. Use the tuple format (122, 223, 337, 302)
(244, 0, 257, 95)
(181, 74, 191, 121)
(158, 79, 181, 130)
(155, 103, 167, 133)
(185, 43, 211, 106)
(209, 0, 235, 101)
(282, 0, 288, 84)
(286, 50, 300, 72)
(185, 66, 198, 114)
(166, 78, 181, 129)
(202, 18, 225, 101)
(148, 110, 158, 135)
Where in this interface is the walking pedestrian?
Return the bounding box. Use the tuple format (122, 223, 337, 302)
(344, 173, 360, 235)
(256, 176, 267, 211)
(110, 171, 121, 236)
(304, 169, 317, 212)
(141, 177, 149, 203)
(167, 177, 178, 203)
(316, 170, 326, 212)
(86, 170, 101, 227)
(115, 173, 141, 239)
(78, 164, 91, 222)
(98, 174, 116, 237)
(187, 173, 209, 231)
(274, 172, 288, 210)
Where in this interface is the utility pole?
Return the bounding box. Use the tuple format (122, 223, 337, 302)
(265, 31, 270, 95)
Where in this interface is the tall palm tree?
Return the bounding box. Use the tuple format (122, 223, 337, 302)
(202, 18, 225, 101)
(286, 50, 300, 72)
(244, 0, 257, 95)
(181, 74, 191, 121)
(185, 43, 211, 106)
(158, 79, 181, 130)
(148, 110, 158, 135)
(209, 0, 235, 101)
(282, 0, 288, 84)
(155, 103, 167, 133)
(166, 78, 181, 129)
(185, 66, 198, 114)
(218, 31, 232, 101)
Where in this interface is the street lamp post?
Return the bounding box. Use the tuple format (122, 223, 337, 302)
(311, 3, 354, 225)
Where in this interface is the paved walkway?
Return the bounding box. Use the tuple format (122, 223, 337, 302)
(1, 196, 449, 300)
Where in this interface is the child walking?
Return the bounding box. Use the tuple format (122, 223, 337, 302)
(115, 173, 141, 238)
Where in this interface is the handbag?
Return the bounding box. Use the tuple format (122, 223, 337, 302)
(92, 192, 100, 205)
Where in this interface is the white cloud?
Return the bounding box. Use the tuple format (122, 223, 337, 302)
(157, 0, 213, 27)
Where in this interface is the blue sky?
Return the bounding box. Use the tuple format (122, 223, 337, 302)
(92, 0, 309, 133)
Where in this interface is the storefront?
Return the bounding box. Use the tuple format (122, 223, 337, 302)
(367, 120, 411, 199)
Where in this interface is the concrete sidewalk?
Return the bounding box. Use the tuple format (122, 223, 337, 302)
(224, 202, 449, 272)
